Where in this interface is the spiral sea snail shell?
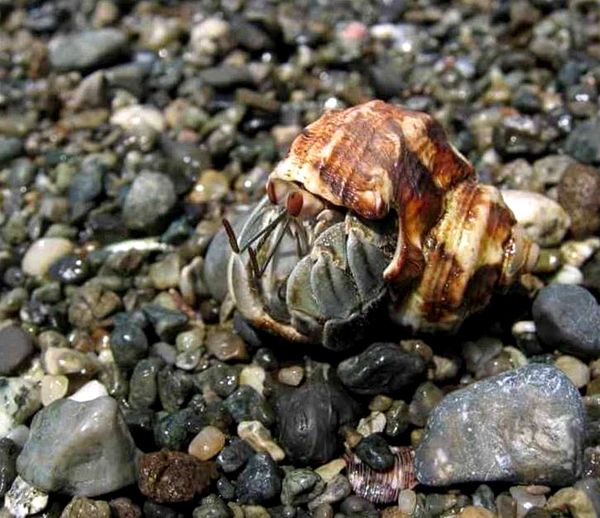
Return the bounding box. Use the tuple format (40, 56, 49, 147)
(264, 100, 539, 332)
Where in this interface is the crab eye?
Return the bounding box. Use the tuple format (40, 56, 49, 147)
(266, 178, 326, 219)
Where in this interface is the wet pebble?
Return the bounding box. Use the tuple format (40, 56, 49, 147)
(216, 438, 254, 474)
(532, 284, 600, 356)
(109, 497, 142, 518)
(122, 171, 176, 231)
(188, 426, 226, 461)
(281, 468, 324, 506)
(0, 326, 34, 376)
(128, 357, 162, 408)
(0, 438, 18, 497)
(278, 366, 304, 386)
(565, 118, 600, 165)
(21, 238, 75, 277)
(16, 396, 137, 496)
(49, 29, 128, 71)
(501, 190, 570, 247)
(235, 452, 281, 504)
(307, 474, 352, 511)
(558, 163, 600, 238)
(48, 255, 90, 285)
(0, 377, 41, 437)
(138, 450, 216, 503)
(555, 355, 590, 388)
(223, 386, 273, 426)
(237, 420, 285, 462)
(337, 342, 426, 395)
(40, 374, 68, 406)
(60, 496, 111, 518)
(355, 434, 395, 471)
(4, 475, 49, 517)
(415, 365, 585, 486)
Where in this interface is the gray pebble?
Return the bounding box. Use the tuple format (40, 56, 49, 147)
(0, 325, 34, 376)
(415, 364, 585, 486)
(49, 29, 128, 71)
(17, 396, 137, 496)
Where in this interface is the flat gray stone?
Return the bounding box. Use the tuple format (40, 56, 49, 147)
(49, 29, 128, 72)
(415, 364, 585, 486)
(17, 396, 137, 496)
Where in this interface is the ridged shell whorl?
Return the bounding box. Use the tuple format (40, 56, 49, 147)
(267, 100, 476, 284)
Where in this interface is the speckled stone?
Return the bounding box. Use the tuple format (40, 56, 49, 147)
(138, 451, 217, 503)
(415, 365, 585, 486)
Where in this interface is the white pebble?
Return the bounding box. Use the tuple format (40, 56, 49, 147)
(501, 190, 571, 247)
(110, 104, 165, 133)
(21, 238, 74, 276)
(69, 380, 108, 402)
(5, 476, 48, 517)
(239, 364, 266, 396)
(41, 375, 68, 406)
(560, 237, 600, 268)
(551, 265, 584, 285)
(555, 356, 590, 389)
(356, 411, 386, 436)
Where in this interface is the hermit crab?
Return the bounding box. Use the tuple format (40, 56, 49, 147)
(207, 100, 539, 350)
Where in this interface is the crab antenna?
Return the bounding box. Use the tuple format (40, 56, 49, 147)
(247, 246, 261, 280)
(222, 218, 240, 254)
(241, 209, 288, 253)
(259, 218, 290, 277)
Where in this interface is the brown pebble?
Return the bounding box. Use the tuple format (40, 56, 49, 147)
(188, 426, 226, 461)
(109, 497, 142, 518)
(138, 451, 217, 503)
(206, 327, 248, 361)
(558, 163, 600, 238)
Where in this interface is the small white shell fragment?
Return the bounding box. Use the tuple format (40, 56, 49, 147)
(512, 320, 536, 337)
(4, 476, 49, 517)
(501, 190, 571, 247)
(21, 238, 74, 276)
(69, 380, 109, 402)
(551, 265, 583, 285)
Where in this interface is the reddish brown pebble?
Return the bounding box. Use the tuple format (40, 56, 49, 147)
(109, 497, 142, 518)
(138, 451, 217, 503)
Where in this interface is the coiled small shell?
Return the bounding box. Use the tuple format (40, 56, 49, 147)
(345, 447, 417, 504)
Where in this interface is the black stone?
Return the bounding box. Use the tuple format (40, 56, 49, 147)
(48, 255, 90, 285)
(337, 342, 426, 395)
(110, 322, 148, 369)
(216, 438, 254, 473)
(355, 434, 395, 471)
(235, 453, 281, 504)
(0, 438, 18, 497)
(532, 284, 600, 357)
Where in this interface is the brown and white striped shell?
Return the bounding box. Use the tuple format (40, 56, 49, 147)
(266, 100, 539, 331)
(346, 447, 417, 504)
